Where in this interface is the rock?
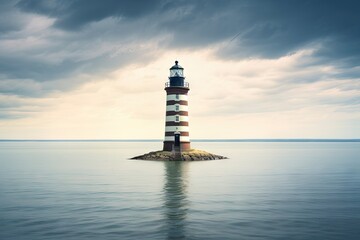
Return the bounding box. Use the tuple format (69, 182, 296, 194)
(131, 149, 227, 161)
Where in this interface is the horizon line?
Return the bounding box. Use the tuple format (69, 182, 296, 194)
(0, 139, 359, 142)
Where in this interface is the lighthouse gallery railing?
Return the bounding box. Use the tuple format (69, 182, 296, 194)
(165, 82, 189, 88)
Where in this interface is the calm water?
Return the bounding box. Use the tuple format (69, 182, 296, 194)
(0, 141, 360, 240)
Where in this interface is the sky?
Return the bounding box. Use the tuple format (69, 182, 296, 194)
(0, 0, 359, 139)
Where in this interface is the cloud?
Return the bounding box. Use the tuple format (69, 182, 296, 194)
(17, 0, 164, 30)
(0, 11, 163, 98)
(12, 0, 360, 66)
(0, 0, 27, 33)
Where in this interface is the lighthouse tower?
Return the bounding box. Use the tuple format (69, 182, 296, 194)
(163, 61, 191, 151)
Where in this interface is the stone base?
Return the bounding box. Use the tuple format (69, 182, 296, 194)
(131, 149, 227, 161)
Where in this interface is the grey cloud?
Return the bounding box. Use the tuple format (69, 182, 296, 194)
(16, 0, 360, 64)
(0, 55, 78, 82)
(204, 84, 360, 117)
(0, 14, 160, 98)
(4, 0, 360, 78)
(215, 1, 360, 62)
(0, 112, 24, 119)
(0, 94, 45, 119)
(0, 0, 26, 33)
(17, 0, 164, 30)
(0, 79, 43, 97)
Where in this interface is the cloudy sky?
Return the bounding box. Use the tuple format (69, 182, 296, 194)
(0, 0, 359, 139)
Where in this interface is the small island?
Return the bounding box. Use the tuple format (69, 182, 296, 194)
(131, 149, 227, 161)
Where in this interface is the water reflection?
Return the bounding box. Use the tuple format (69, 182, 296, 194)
(162, 161, 189, 239)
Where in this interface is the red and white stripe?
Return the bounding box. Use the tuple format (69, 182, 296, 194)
(163, 91, 191, 151)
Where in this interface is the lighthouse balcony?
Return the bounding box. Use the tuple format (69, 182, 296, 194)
(165, 82, 189, 88)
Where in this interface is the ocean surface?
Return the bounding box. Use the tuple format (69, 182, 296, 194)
(0, 141, 359, 240)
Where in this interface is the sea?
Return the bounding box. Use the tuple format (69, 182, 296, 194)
(0, 140, 359, 240)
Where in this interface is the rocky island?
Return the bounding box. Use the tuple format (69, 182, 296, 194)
(131, 149, 227, 161)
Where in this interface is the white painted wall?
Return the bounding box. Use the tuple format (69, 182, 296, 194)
(164, 136, 190, 142)
(166, 104, 189, 112)
(166, 94, 188, 101)
(166, 115, 189, 122)
(165, 126, 189, 132)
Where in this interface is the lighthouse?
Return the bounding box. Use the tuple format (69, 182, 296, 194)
(131, 60, 226, 160)
(163, 61, 191, 152)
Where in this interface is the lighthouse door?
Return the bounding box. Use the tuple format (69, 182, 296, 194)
(174, 133, 180, 147)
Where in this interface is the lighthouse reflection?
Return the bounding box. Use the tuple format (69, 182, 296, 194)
(162, 161, 189, 239)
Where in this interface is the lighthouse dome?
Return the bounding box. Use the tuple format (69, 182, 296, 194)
(170, 60, 184, 70)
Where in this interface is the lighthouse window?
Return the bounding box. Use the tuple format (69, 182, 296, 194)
(175, 105, 179, 111)
(176, 94, 179, 100)
(170, 69, 183, 77)
(175, 115, 180, 122)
